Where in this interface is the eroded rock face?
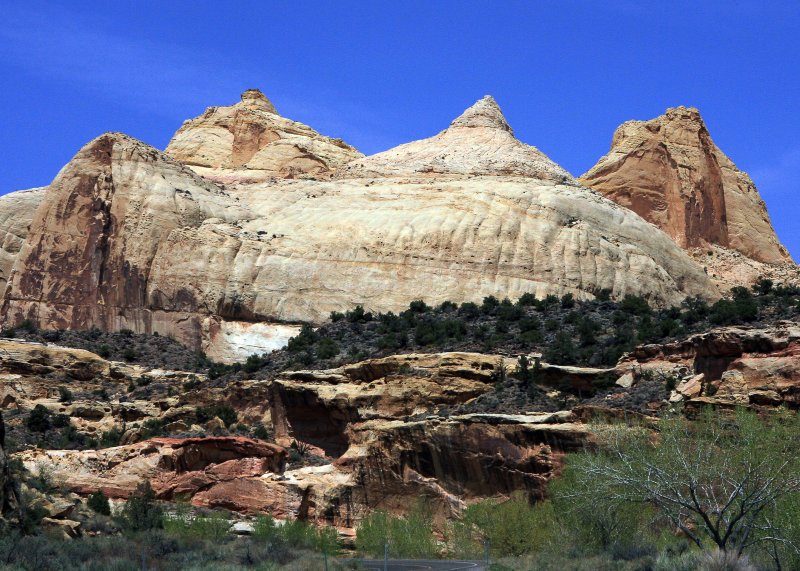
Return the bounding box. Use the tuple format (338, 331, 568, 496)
(580, 106, 791, 264)
(271, 352, 503, 455)
(0, 188, 45, 295)
(165, 89, 363, 183)
(17, 437, 286, 500)
(334, 415, 589, 521)
(14, 414, 589, 530)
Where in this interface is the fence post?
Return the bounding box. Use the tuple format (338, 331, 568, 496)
(383, 541, 389, 571)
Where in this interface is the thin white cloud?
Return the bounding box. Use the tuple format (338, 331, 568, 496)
(0, 2, 395, 153)
(0, 3, 266, 117)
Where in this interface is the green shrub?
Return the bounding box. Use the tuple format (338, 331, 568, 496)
(57, 424, 93, 448)
(18, 319, 37, 333)
(58, 386, 74, 403)
(482, 296, 500, 313)
(253, 425, 271, 440)
(140, 418, 165, 439)
(356, 503, 438, 559)
(543, 331, 577, 365)
(243, 353, 269, 373)
(119, 480, 163, 531)
(101, 427, 123, 448)
(514, 355, 534, 385)
(196, 405, 237, 428)
(316, 337, 339, 359)
(183, 378, 201, 391)
(88, 491, 111, 516)
(619, 294, 651, 316)
(287, 323, 318, 352)
(163, 505, 229, 541)
(27, 404, 51, 432)
(252, 514, 339, 554)
(459, 302, 480, 318)
(460, 493, 558, 557)
(346, 305, 371, 323)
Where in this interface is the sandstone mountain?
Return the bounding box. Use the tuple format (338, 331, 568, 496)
(580, 106, 791, 265)
(164, 88, 363, 184)
(2, 91, 777, 357)
(1, 133, 248, 349)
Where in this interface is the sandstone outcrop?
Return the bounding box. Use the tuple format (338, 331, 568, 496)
(0, 93, 722, 354)
(4, 347, 596, 528)
(17, 437, 286, 500)
(271, 352, 502, 455)
(0, 338, 274, 438)
(580, 106, 791, 265)
(165, 89, 362, 183)
(15, 414, 590, 530)
(0, 187, 45, 295)
(621, 322, 800, 407)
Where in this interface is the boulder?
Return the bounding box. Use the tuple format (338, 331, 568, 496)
(41, 517, 81, 539)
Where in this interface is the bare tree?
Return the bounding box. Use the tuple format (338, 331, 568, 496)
(563, 409, 800, 566)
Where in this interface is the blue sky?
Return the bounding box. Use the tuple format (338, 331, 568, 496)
(1, 1, 798, 259)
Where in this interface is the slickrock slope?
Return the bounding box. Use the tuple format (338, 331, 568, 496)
(0, 187, 45, 294)
(165, 88, 362, 183)
(580, 106, 791, 265)
(1, 93, 719, 353)
(149, 96, 718, 329)
(0, 133, 248, 349)
(689, 245, 800, 293)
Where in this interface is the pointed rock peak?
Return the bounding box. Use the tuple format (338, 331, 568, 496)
(658, 106, 708, 134)
(664, 105, 703, 122)
(239, 88, 278, 114)
(449, 95, 512, 133)
(581, 107, 792, 265)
